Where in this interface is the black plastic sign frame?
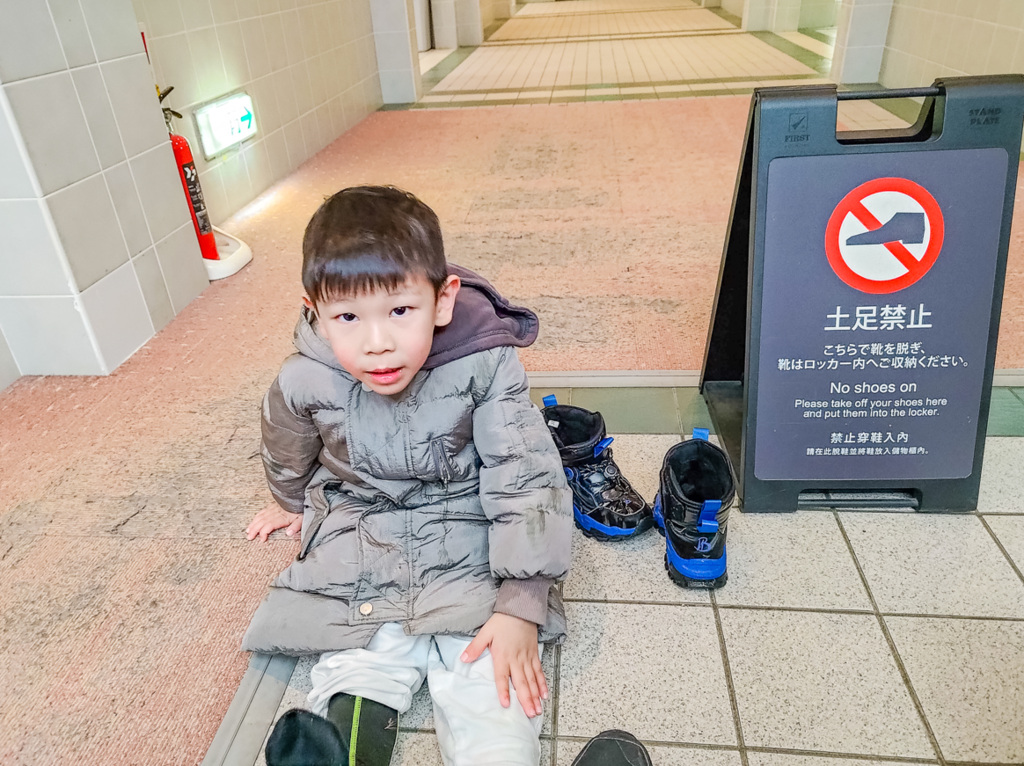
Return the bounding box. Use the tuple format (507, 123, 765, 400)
(701, 76, 1024, 512)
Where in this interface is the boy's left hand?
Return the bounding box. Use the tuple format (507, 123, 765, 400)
(461, 612, 547, 718)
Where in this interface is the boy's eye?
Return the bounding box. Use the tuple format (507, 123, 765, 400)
(338, 313, 357, 323)
(392, 307, 409, 317)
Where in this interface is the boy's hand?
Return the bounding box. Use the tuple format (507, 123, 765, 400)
(461, 612, 547, 718)
(246, 501, 302, 542)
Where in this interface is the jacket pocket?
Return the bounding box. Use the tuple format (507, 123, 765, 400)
(430, 438, 456, 484)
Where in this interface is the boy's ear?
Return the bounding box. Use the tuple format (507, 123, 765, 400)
(302, 295, 316, 311)
(434, 275, 461, 327)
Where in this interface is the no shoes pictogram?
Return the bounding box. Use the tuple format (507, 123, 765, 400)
(825, 177, 944, 294)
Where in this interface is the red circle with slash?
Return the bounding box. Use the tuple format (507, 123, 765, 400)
(825, 177, 944, 294)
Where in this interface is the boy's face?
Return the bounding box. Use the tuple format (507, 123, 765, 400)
(306, 273, 460, 396)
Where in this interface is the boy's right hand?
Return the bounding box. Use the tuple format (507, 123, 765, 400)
(246, 502, 303, 542)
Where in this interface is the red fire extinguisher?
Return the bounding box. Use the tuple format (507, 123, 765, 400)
(159, 86, 219, 262)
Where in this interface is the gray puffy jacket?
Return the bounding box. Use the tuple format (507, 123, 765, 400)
(242, 266, 573, 656)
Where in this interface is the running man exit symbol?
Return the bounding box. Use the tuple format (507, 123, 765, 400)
(789, 112, 808, 132)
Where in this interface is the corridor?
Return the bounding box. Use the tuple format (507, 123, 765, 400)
(2, 1, 1024, 765)
(418, 0, 833, 106)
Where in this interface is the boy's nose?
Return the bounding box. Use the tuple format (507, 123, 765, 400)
(364, 323, 395, 354)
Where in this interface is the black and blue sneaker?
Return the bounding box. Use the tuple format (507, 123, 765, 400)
(542, 395, 652, 541)
(653, 428, 735, 589)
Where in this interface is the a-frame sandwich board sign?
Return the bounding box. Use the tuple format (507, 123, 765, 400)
(700, 76, 1024, 512)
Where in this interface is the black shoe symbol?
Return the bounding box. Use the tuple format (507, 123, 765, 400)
(846, 212, 925, 247)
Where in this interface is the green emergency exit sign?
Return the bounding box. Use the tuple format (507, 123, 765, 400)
(192, 91, 257, 160)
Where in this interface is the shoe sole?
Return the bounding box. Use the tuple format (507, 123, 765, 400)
(574, 506, 654, 542)
(664, 554, 728, 589)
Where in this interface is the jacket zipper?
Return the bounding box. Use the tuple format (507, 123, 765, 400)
(431, 439, 454, 485)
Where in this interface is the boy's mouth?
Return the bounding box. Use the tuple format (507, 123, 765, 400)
(368, 367, 403, 385)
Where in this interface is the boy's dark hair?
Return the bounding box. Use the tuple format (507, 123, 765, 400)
(302, 186, 447, 305)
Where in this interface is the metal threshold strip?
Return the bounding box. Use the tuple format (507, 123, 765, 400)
(201, 653, 298, 766)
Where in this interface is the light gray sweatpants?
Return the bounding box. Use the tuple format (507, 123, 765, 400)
(307, 622, 544, 766)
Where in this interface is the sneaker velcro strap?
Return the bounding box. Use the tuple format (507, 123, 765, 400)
(697, 500, 721, 533)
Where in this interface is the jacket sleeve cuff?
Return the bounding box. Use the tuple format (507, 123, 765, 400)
(271, 491, 304, 515)
(494, 577, 553, 625)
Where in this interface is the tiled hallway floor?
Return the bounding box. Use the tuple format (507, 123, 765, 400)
(412, 0, 833, 108)
(245, 424, 1024, 765)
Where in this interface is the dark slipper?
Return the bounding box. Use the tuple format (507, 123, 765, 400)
(570, 729, 654, 766)
(265, 708, 345, 766)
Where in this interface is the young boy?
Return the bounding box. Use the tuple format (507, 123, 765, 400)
(243, 186, 572, 765)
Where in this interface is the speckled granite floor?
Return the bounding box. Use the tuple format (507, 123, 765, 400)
(248, 432, 1024, 765)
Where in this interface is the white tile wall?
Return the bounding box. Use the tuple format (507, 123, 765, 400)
(0, 200, 73, 296)
(48, 0, 99, 68)
(79, 259, 154, 371)
(135, 0, 382, 224)
(132, 247, 175, 332)
(371, 0, 420, 104)
(0, 328, 19, 391)
(71, 65, 127, 168)
(773, 0, 802, 32)
(455, 0, 484, 45)
(79, 0, 147, 61)
(0, 95, 36, 198)
(831, 0, 893, 84)
(801, 0, 839, 29)
(0, 0, 67, 83)
(47, 173, 130, 291)
(0, 0, 208, 381)
(6, 71, 101, 195)
(130, 142, 195, 243)
(432, 0, 459, 49)
(0, 296, 104, 376)
(104, 161, 152, 257)
(721, 0, 744, 18)
(154, 222, 210, 314)
(880, 0, 1024, 89)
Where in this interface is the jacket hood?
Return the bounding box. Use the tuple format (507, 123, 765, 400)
(293, 264, 539, 371)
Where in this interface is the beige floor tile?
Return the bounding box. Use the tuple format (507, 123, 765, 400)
(840, 512, 1024, 618)
(392, 733, 444, 766)
(887, 616, 1024, 762)
(983, 514, 1024, 571)
(432, 33, 814, 93)
(564, 527, 711, 604)
(978, 437, 1024, 511)
(721, 609, 934, 757)
(747, 755, 926, 766)
(716, 512, 872, 610)
(557, 602, 735, 744)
